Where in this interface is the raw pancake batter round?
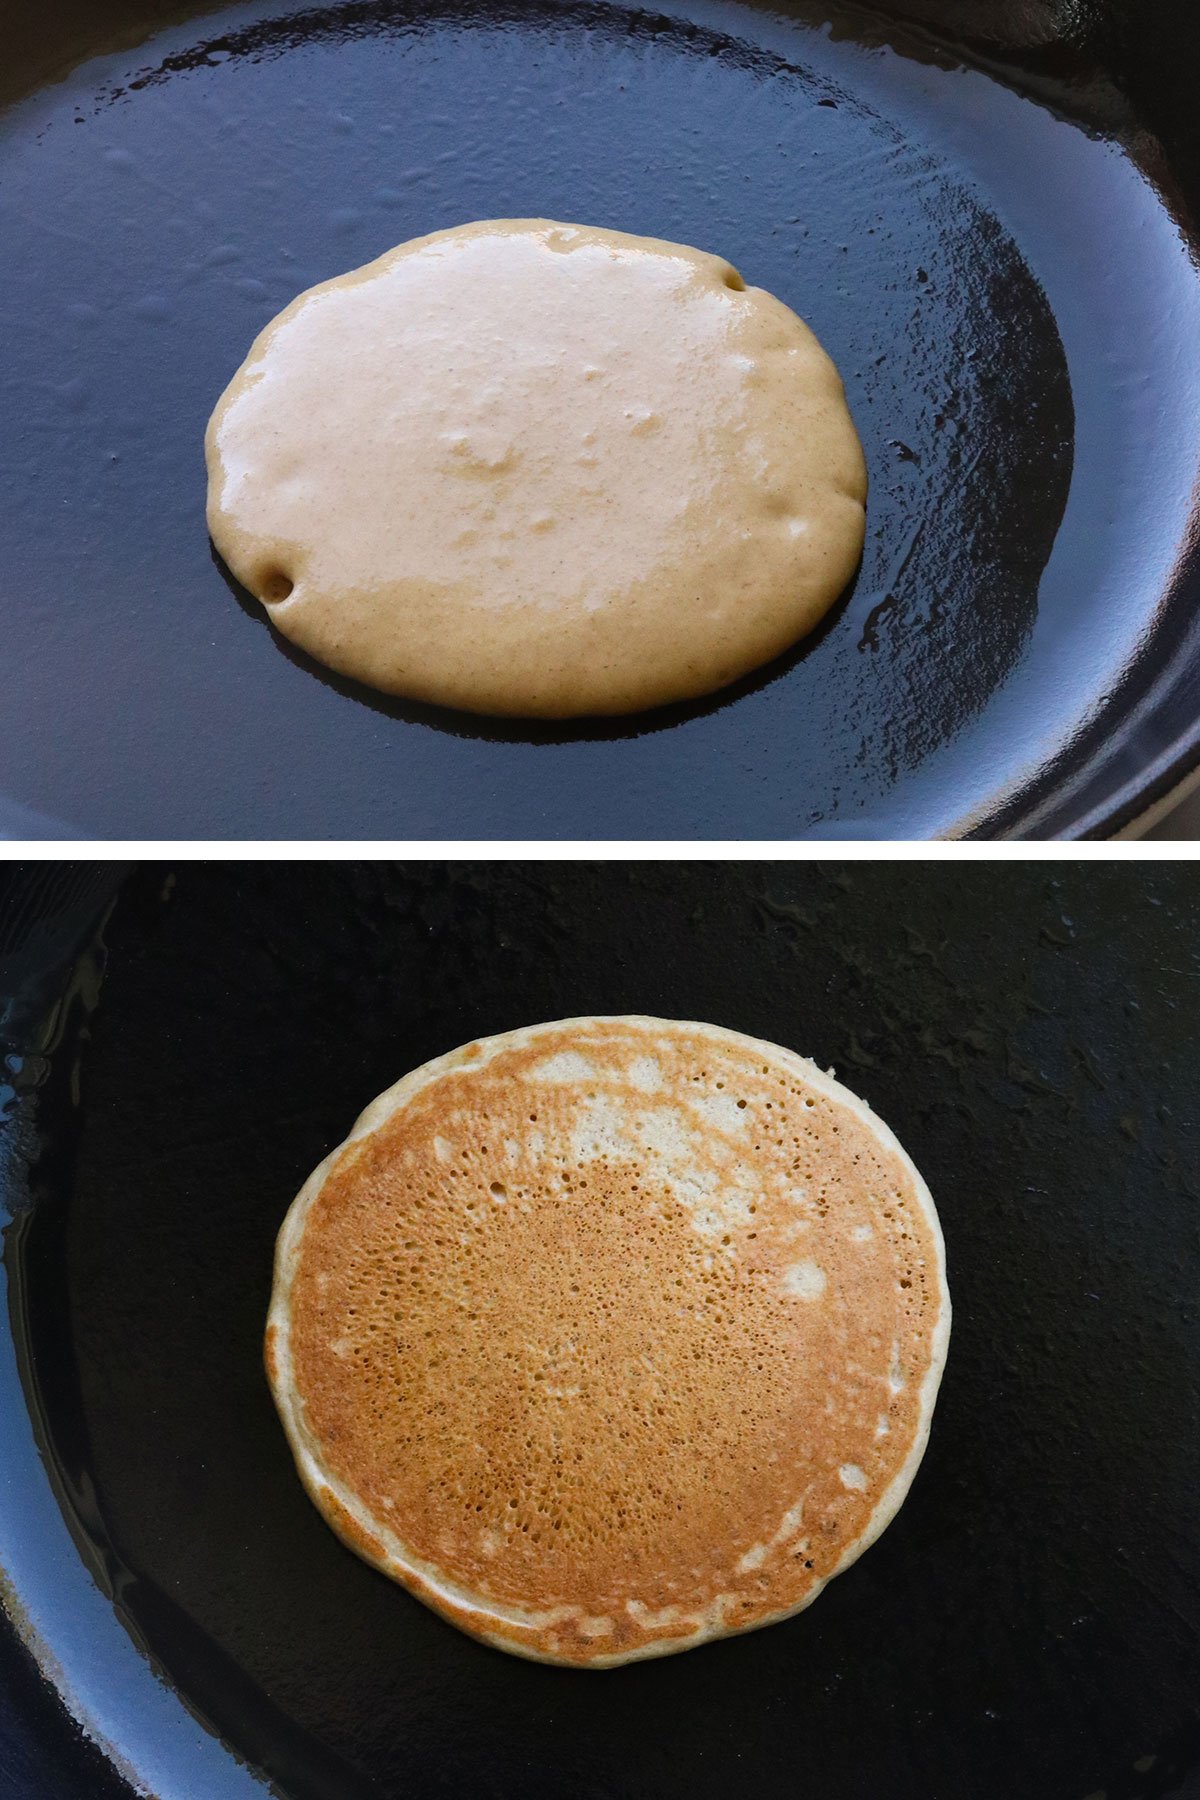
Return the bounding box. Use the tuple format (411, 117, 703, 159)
(206, 221, 868, 717)
(266, 1016, 950, 1666)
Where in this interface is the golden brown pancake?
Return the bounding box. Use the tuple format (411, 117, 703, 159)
(206, 220, 867, 717)
(266, 1016, 949, 1667)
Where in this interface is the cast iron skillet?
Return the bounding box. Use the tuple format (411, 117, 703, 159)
(2, 0, 1200, 839)
(1, 862, 1199, 1798)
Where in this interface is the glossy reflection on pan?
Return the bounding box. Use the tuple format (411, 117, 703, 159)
(1, 0, 1199, 837)
(2, 864, 1200, 1799)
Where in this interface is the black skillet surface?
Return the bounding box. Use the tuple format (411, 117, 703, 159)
(3, 1, 1200, 839)
(1, 861, 1199, 1798)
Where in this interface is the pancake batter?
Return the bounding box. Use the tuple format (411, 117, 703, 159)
(206, 221, 867, 717)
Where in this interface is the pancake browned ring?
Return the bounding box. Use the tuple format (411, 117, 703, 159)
(266, 1015, 949, 1666)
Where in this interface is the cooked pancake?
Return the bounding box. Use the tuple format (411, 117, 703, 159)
(206, 219, 867, 717)
(266, 1016, 949, 1667)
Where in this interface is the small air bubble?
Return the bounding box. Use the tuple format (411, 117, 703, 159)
(259, 567, 294, 603)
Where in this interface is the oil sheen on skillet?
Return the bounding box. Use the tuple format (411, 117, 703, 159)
(2, 0, 1198, 833)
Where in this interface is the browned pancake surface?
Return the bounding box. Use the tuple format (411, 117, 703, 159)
(269, 1017, 948, 1665)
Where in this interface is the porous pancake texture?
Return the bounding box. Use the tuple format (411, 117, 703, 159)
(267, 1017, 949, 1666)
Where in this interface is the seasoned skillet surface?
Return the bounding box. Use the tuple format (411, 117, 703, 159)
(1, 862, 1198, 1797)
(1, 0, 1199, 837)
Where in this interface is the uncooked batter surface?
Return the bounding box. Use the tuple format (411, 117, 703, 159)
(206, 220, 867, 717)
(266, 1016, 949, 1666)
